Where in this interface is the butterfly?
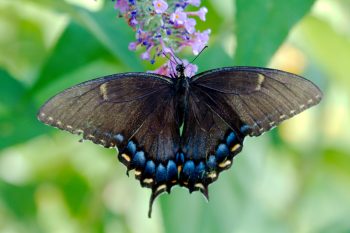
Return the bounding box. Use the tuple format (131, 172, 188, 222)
(37, 64, 322, 217)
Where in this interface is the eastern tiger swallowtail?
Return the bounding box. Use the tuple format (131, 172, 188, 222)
(37, 65, 322, 217)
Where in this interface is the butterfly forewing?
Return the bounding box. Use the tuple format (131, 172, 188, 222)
(191, 67, 323, 136)
(38, 73, 178, 150)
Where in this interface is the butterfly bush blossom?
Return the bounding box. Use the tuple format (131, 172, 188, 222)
(114, 0, 210, 77)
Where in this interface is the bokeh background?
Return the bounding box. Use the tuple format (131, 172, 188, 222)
(1, 0, 350, 232)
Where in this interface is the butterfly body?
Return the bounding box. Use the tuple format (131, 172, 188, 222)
(174, 72, 190, 128)
(38, 66, 322, 217)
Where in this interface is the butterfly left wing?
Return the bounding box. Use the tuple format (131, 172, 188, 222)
(38, 73, 184, 216)
(38, 73, 181, 191)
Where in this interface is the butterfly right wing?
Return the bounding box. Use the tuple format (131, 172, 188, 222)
(177, 67, 322, 196)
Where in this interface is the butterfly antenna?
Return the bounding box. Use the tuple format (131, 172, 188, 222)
(163, 52, 177, 66)
(163, 52, 178, 77)
(170, 50, 182, 65)
(165, 47, 182, 65)
(188, 45, 208, 66)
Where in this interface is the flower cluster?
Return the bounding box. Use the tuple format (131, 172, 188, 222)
(114, 0, 210, 77)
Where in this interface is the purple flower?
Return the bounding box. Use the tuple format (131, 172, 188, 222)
(152, 59, 198, 77)
(114, 0, 211, 76)
(141, 46, 153, 60)
(129, 17, 138, 27)
(192, 29, 211, 55)
(185, 18, 196, 34)
(159, 38, 172, 54)
(170, 8, 188, 25)
(187, 0, 201, 7)
(187, 7, 208, 21)
(183, 60, 198, 77)
(197, 7, 208, 21)
(115, 0, 129, 13)
(153, 0, 168, 14)
(152, 60, 175, 76)
(152, 64, 170, 76)
(128, 42, 138, 50)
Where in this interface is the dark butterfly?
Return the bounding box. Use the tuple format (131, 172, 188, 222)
(37, 65, 322, 217)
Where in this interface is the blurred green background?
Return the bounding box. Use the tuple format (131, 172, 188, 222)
(1, 0, 350, 232)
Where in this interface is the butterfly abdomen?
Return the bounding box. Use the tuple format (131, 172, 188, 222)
(174, 76, 190, 126)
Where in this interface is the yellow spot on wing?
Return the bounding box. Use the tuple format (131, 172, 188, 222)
(156, 184, 167, 193)
(218, 160, 232, 168)
(121, 153, 131, 162)
(87, 134, 95, 139)
(177, 165, 182, 174)
(100, 83, 108, 101)
(255, 74, 265, 91)
(195, 183, 205, 190)
(143, 178, 154, 184)
(231, 144, 241, 152)
(208, 172, 217, 179)
(135, 170, 142, 176)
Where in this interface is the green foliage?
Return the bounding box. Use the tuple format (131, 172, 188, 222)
(235, 0, 316, 66)
(1, 0, 350, 233)
(32, 22, 111, 94)
(0, 181, 37, 218)
(0, 70, 48, 148)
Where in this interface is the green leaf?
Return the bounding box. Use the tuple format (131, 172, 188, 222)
(297, 16, 350, 89)
(0, 70, 47, 149)
(0, 70, 25, 111)
(196, 43, 233, 72)
(0, 1, 48, 83)
(0, 181, 37, 219)
(76, 4, 143, 71)
(55, 166, 91, 215)
(31, 21, 111, 94)
(234, 0, 315, 66)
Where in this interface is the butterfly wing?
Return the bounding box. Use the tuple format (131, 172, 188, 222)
(178, 67, 322, 195)
(179, 84, 249, 193)
(38, 72, 179, 163)
(190, 67, 323, 136)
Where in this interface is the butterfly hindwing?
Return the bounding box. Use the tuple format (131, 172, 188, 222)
(191, 67, 323, 136)
(176, 84, 249, 194)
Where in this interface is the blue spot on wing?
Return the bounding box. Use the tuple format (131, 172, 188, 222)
(226, 132, 237, 146)
(215, 144, 229, 161)
(132, 151, 146, 168)
(155, 164, 167, 183)
(207, 155, 217, 170)
(166, 160, 178, 182)
(144, 161, 156, 177)
(127, 141, 137, 155)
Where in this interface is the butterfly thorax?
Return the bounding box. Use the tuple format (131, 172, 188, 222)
(174, 74, 190, 130)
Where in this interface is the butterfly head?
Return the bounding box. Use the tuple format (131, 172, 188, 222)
(176, 64, 186, 78)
